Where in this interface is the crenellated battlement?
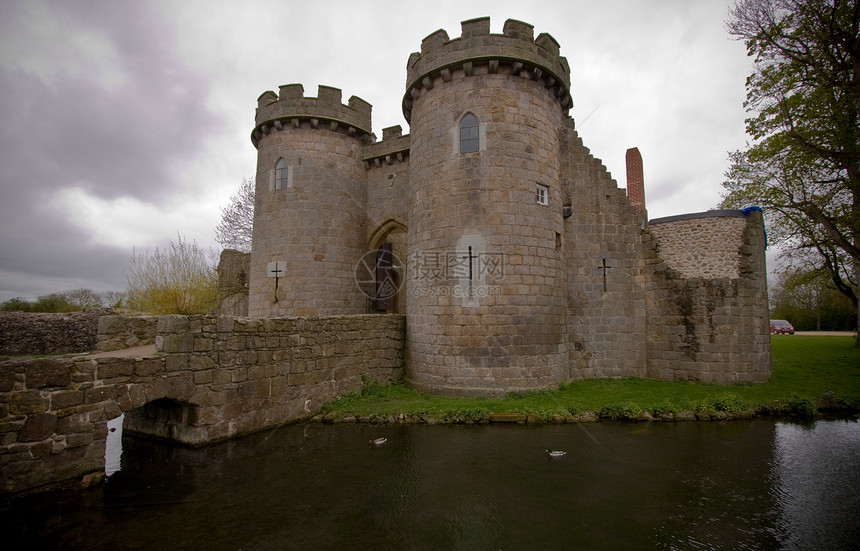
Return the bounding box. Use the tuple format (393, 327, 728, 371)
(402, 17, 572, 122)
(247, 17, 771, 396)
(251, 84, 373, 148)
(363, 125, 410, 168)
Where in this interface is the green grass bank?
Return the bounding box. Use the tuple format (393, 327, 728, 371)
(317, 335, 860, 423)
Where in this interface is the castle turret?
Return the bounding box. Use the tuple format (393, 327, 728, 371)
(248, 84, 372, 317)
(404, 18, 573, 396)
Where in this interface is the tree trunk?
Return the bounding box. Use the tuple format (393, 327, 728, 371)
(855, 260, 860, 348)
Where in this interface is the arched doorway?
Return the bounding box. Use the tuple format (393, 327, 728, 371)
(365, 220, 407, 314)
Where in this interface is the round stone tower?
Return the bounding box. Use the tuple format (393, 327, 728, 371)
(403, 18, 574, 396)
(248, 84, 372, 317)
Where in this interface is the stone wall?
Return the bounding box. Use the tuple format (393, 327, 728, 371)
(0, 314, 405, 494)
(95, 315, 157, 352)
(561, 122, 648, 380)
(217, 249, 251, 317)
(644, 210, 771, 383)
(154, 314, 405, 440)
(0, 309, 113, 356)
(648, 211, 748, 279)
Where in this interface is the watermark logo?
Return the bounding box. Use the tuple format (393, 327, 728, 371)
(355, 248, 506, 304)
(410, 282, 503, 298)
(354, 249, 404, 301)
(410, 251, 505, 281)
(411, 249, 505, 304)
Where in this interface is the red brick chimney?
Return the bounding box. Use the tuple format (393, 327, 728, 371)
(625, 147, 647, 225)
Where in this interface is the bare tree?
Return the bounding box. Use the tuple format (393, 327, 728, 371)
(215, 177, 255, 253)
(103, 291, 127, 308)
(64, 288, 104, 309)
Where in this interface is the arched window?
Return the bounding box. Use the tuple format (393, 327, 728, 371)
(274, 158, 289, 190)
(459, 114, 479, 154)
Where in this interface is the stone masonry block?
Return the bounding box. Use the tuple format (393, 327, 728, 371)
(51, 390, 84, 410)
(26, 359, 71, 388)
(0, 365, 15, 392)
(97, 315, 127, 334)
(136, 358, 165, 377)
(85, 385, 117, 404)
(19, 413, 57, 442)
(9, 391, 48, 415)
(159, 333, 194, 353)
(157, 314, 190, 334)
(97, 359, 134, 380)
(193, 337, 214, 352)
(65, 433, 94, 448)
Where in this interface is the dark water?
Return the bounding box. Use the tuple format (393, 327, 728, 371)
(3, 419, 859, 550)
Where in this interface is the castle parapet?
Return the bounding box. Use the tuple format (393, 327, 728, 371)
(364, 125, 410, 168)
(252, 84, 372, 148)
(403, 17, 572, 122)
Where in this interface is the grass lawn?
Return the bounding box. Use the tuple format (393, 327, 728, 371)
(320, 335, 860, 422)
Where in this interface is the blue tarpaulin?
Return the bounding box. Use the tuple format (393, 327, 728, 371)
(741, 206, 767, 249)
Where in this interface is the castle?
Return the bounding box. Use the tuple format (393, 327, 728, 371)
(247, 17, 771, 396)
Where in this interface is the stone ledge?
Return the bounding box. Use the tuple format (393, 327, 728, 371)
(649, 209, 745, 225)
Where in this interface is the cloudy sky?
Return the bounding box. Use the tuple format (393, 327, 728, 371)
(0, 0, 754, 302)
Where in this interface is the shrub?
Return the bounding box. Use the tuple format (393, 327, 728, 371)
(125, 236, 221, 314)
(441, 407, 489, 423)
(600, 402, 643, 421)
(709, 392, 750, 413)
(784, 394, 816, 418)
(650, 401, 678, 416)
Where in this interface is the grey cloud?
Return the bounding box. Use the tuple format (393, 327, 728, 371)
(0, 37, 220, 201)
(0, 1, 224, 301)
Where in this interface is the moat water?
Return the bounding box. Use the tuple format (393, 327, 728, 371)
(3, 419, 859, 550)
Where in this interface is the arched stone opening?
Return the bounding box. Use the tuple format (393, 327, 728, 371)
(124, 398, 200, 444)
(366, 219, 408, 314)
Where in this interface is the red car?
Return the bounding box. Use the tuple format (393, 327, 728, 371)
(770, 319, 795, 334)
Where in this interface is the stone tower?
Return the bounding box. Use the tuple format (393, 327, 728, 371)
(246, 16, 772, 397)
(402, 18, 574, 395)
(248, 84, 372, 317)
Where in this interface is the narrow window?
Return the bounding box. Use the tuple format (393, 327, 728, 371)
(536, 184, 548, 205)
(275, 159, 289, 190)
(460, 114, 479, 154)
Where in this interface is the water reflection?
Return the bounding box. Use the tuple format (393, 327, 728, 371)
(2, 420, 858, 550)
(104, 414, 124, 477)
(771, 421, 860, 549)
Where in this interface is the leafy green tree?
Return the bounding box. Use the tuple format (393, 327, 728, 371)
(1, 293, 78, 312)
(0, 297, 33, 311)
(125, 235, 221, 314)
(32, 293, 78, 312)
(215, 177, 254, 253)
(771, 265, 857, 330)
(722, 0, 860, 344)
(1, 289, 106, 312)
